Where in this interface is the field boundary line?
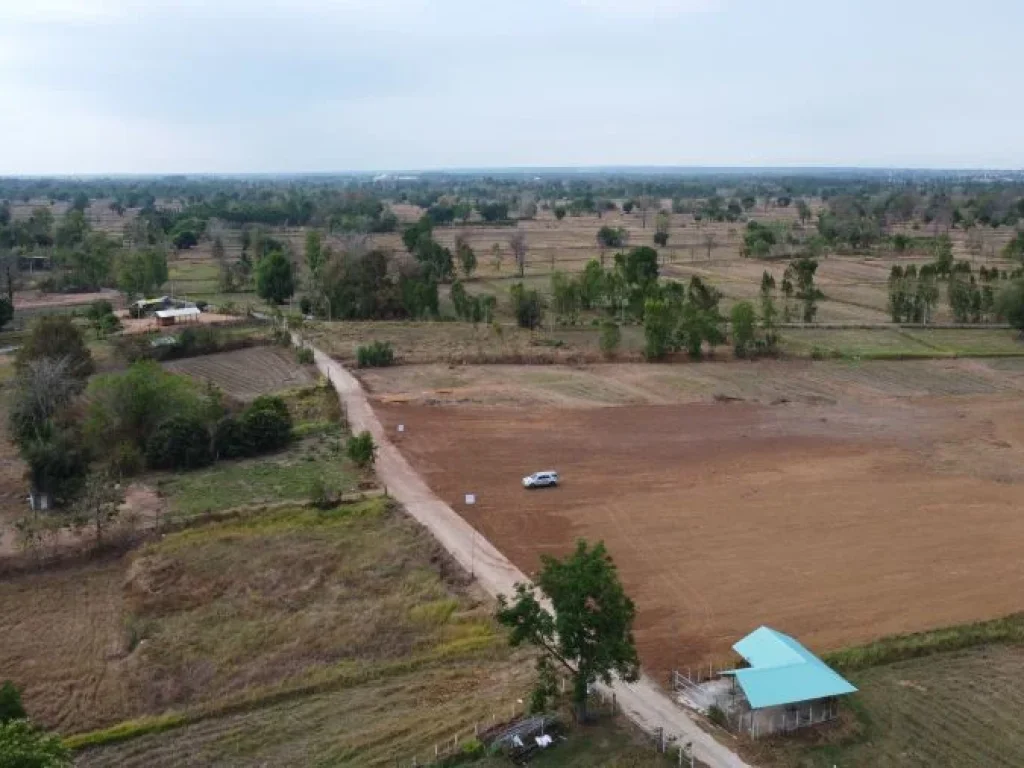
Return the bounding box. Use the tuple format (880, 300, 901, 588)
(65, 643, 493, 751)
(298, 333, 753, 768)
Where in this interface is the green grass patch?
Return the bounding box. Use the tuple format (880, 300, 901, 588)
(64, 713, 187, 750)
(900, 328, 1024, 356)
(780, 328, 937, 359)
(781, 327, 1024, 360)
(156, 432, 357, 518)
(823, 613, 1024, 673)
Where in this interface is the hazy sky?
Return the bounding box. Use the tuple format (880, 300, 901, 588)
(0, 0, 1020, 174)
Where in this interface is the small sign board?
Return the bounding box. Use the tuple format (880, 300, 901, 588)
(397, 424, 405, 433)
(464, 493, 476, 505)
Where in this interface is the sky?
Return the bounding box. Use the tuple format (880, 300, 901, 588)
(0, 0, 1021, 174)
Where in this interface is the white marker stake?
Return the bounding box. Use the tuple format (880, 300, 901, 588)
(397, 424, 405, 433)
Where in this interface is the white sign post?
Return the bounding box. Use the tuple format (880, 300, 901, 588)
(464, 493, 477, 576)
(397, 424, 405, 433)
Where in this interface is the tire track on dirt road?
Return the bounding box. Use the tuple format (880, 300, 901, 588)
(302, 338, 753, 768)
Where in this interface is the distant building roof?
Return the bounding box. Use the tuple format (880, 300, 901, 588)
(722, 627, 857, 709)
(155, 307, 201, 319)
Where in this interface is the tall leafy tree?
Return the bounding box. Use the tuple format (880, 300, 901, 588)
(116, 249, 168, 299)
(496, 540, 640, 718)
(15, 316, 93, 382)
(0, 297, 11, 331)
(256, 250, 295, 304)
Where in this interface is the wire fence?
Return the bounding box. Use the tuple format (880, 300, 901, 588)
(395, 678, 705, 767)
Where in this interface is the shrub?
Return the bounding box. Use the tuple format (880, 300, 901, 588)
(212, 415, 251, 460)
(0, 681, 26, 724)
(296, 346, 314, 365)
(707, 704, 728, 728)
(146, 415, 213, 470)
(510, 283, 545, 330)
(346, 430, 376, 468)
(299, 296, 312, 315)
(109, 441, 144, 479)
(310, 475, 341, 509)
(241, 395, 292, 453)
(0, 719, 70, 767)
(599, 321, 621, 359)
(357, 340, 395, 368)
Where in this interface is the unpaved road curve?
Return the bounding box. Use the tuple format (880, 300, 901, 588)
(305, 341, 752, 768)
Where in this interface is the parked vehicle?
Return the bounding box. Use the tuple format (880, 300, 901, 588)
(522, 471, 559, 489)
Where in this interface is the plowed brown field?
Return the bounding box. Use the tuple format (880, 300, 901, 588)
(375, 391, 1024, 682)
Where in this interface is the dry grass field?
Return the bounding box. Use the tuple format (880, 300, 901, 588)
(752, 644, 1024, 768)
(162, 346, 315, 400)
(368, 360, 1024, 686)
(359, 358, 1024, 408)
(1, 499, 535, 766)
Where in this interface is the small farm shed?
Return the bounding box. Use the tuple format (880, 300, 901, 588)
(133, 296, 173, 315)
(155, 307, 201, 327)
(721, 626, 856, 736)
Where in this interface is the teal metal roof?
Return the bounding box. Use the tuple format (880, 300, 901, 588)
(722, 626, 857, 709)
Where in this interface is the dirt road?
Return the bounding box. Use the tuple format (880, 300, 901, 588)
(304, 339, 752, 768)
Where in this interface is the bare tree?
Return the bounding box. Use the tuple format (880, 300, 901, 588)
(703, 233, 717, 261)
(72, 473, 124, 550)
(9, 357, 79, 444)
(0, 250, 18, 303)
(636, 195, 657, 229)
(490, 243, 503, 273)
(509, 230, 528, 277)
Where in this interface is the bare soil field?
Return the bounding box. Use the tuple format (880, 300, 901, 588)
(13, 288, 122, 311)
(162, 346, 314, 399)
(371, 362, 1024, 682)
(119, 311, 239, 335)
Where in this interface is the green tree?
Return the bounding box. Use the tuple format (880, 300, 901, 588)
(654, 212, 670, 247)
(256, 250, 295, 304)
(0, 682, 26, 724)
(116, 249, 168, 299)
(1001, 231, 1024, 263)
(496, 540, 640, 720)
(932, 234, 955, 276)
(240, 395, 292, 453)
(579, 259, 606, 310)
(796, 199, 812, 225)
(553, 206, 567, 221)
(730, 301, 757, 358)
(510, 282, 544, 329)
(146, 415, 213, 470)
(0, 297, 11, 331)
(948, 273, 973, 322)
(599, 321, 621, 359)
(0, 719, 71, 768)
(596, 226, 627, 249)
(642, 298, 673, 360)
(85, 361, 206, 454)
(16, 316, 93, 382)
(54, 210, 90, 249)
(455, 234, 477, 279)
(550, 272, 581, 325)
(996, 279, 1024, 330)
(304, 229, 324, 280)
